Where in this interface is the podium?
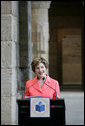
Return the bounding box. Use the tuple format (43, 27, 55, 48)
(17, 98, 65, 125)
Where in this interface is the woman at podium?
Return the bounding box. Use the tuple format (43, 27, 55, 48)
(24, 57, 60, 99)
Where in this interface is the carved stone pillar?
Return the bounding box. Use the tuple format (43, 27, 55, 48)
(31, 1, 51, 65)
(1, 1, 19, 125)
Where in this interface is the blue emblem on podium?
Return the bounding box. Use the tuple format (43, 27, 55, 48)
(35, 101, 45, 112)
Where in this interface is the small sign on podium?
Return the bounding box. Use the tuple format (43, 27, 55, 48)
(30, 97, 50, 118)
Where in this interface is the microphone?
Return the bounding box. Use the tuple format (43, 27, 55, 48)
(25, 76, 57, 99)
(37, 76, 57, 98)
(25, 76, 46, 91)
(37, 76, 46, 80)
(25, 76, 45, 91)
(44, 82, 57, 99)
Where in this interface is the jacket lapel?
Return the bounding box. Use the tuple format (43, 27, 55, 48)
(33, 77, 42, 92)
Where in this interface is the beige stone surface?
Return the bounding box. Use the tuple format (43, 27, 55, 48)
(1, 15, 12, 41)
(1, 42, 17, 68)
(1, 1, 19, 125)
(1, 96, 18, 125)
(12, 16, 19, 42)
(32, 1, 51, 62)
(1, 1, 19, 17)
(32, 1, 51, 9)
(1, 1, 12, 14)
(1, 96, 11, 124)
(1, 69, 12, 96)
(1, 15, 19, 42)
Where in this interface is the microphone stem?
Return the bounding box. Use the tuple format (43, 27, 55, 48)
(25, 80, 38, 90)
(44, 82, 55, 92)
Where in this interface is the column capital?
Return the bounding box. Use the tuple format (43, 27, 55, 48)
(31, 1, 51, 9)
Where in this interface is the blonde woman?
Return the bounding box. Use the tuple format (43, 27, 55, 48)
(24, 57, 60, 99)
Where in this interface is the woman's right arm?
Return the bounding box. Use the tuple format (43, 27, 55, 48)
(24, 81, 30, 99)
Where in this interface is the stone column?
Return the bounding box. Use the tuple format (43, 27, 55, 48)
(1, 1, 19, 125)
(27, 1, 32, 80)
(31, 1, 51, 68)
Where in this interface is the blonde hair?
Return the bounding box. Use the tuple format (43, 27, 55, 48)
(31, 57, 48, 72)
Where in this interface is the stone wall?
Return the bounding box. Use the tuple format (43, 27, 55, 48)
(18, 1, 51, 89)
(18, 1, 29, 91)
(31, 1, 51, 76)
(1, 1, 19, 125)
(49, 2, 84, 86)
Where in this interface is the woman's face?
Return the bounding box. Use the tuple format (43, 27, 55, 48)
(35, 63, 46, 78)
